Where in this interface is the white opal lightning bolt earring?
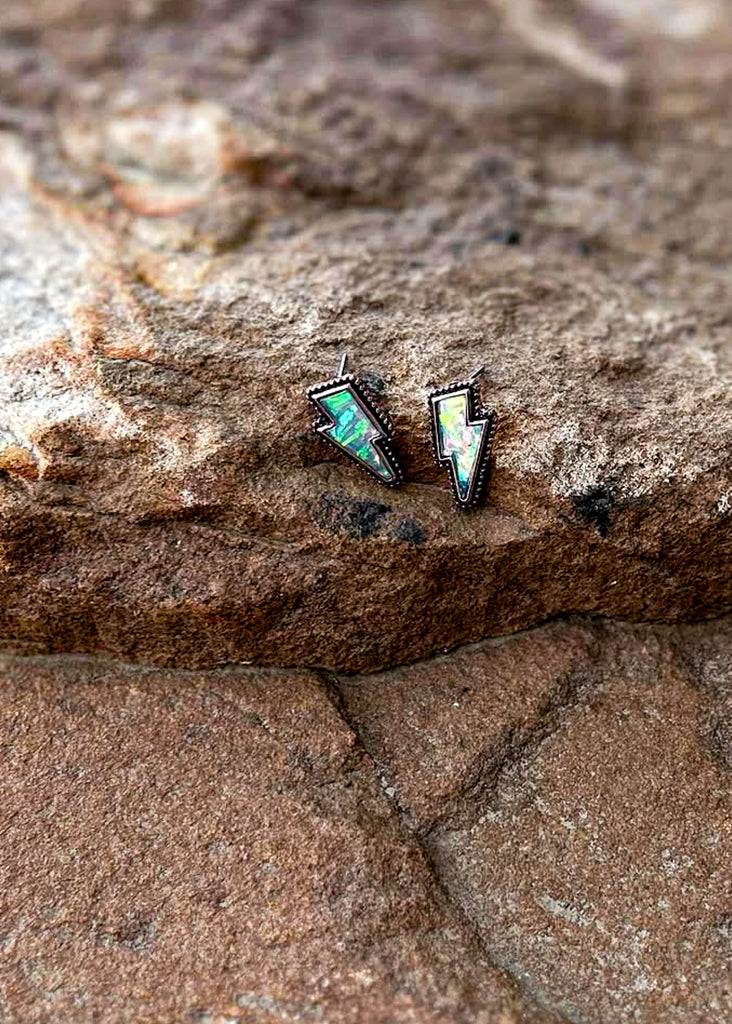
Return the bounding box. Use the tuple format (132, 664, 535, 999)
(428, 365, 497, 510)
(307, 353, 404, 487)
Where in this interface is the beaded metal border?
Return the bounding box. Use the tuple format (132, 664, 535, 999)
(307, 364, 403, 489)
(428, 370, 497, 510)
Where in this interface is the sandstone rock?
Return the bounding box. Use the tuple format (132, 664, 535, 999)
(4, 618, 732, 1023)
(337, 620, 601, 830)
(0, 655, 556, 1024)
(335, 618, 732, 1023)
(4, 4, 732, 1021)
(3, 0, 732, 668)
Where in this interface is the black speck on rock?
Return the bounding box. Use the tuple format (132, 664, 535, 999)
(572, 485, 614, 537)
(314, 493, 391, 539)
(360, 371, 386, 394)
(485, 227, 522, 246)
(392, 518, 427, 545)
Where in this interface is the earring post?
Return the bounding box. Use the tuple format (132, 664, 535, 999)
(468, 364, 485, 382)
(338, 352, 348, 377)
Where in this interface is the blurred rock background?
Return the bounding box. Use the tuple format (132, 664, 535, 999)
(1, 1, 731, 1022)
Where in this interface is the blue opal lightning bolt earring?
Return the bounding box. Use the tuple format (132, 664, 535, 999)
(307, 354, 403, 487)
(428, 365, 497, 510)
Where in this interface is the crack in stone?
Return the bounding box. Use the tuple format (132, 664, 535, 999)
(2, 607, 732, 680)
(1, 619, 725, 1023)
(425, 664, 603, 833)
(323, 630, 605, 836)
(315, 667, 575, 1024)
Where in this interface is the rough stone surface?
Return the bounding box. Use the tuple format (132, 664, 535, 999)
(337, 620, 601, 829)
(4, 619, 732, 1023)
(334, 618, 732, 1023)
(3, 3, 732, 1022)
(3, 0, 732, 669)
(0, 656, 555, 1024)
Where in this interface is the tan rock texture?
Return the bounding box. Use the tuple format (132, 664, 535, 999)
(0, 656, 555, 1024)
(335, 618, 732, 1023)
(3, 618, 732, 1024)
(3, 2, 732, 1023)
(3, 0, 732, 669)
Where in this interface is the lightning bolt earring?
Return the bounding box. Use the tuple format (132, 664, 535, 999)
(428, 365, 497, 510)
(307, 353, 404, 487)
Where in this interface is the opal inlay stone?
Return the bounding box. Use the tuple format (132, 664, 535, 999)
(435, 391, 485, 500)
(317, 385, 395, 482)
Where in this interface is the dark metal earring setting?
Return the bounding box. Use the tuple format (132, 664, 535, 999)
(306, 357, 497, 508)
(427, 365, 497, 510)
(307, 353, 404, 488)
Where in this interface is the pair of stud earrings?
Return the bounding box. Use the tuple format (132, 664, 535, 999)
(307, 354, 497, 510)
